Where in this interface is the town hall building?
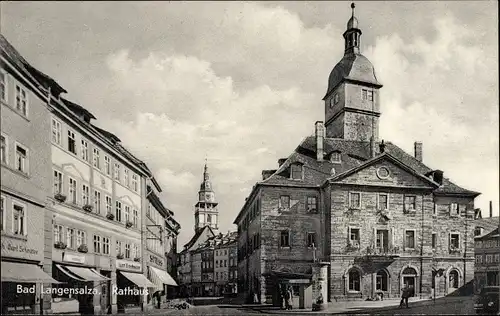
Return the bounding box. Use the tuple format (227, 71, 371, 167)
(234, 3, 480, 308)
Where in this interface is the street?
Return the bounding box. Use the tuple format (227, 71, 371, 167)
(157, 305, 260, 315)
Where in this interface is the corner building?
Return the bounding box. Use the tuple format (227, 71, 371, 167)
(234, 5, 480, 307)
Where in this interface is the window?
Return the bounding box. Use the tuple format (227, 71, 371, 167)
(105, 196, 112, 214)
(405, 230, 415, 249)
(68, 178, 77, 204)
(449, 270, 459, 288)
(224, 260, 227, 267)
(116, 240, 122, 255)
(132, 174, 138, 192)
(362, 89, 373, 101)
(404, 196, 416, 212)
(66, 228, 75, 249)
(349, 192, 361, 209)
(474, 227, 483, 237)
(124, 244, 130, 258)
(81, 139, 89, 161)
(306, 197, 317, 212)
(432, 233, 437, 249)
(133, 209, 138, 228)
(76, 230, 86, 247)
(0, 70, 6, 102)
(348, 269, 361, 292)
(93, 235, 101, 253)
(486, 254, 493, 263)
(82, 184, 89, 205)
(125, 205, 130, 223)
(378, 194, 388, 210)
(349, 228, 360, 246)
(331, 152, 341, 163)
(433, 204, 437, 216)
(124, 169, 129, 187)
(376, 229, 389, 251)
(115, 201, 122, 222)
(290, 164, 303, 180)
(54, 225, 63, 243)
(449, 233, 460, 250)
(104, 156, 111, 175)
(133, 244, 139, 258)
(114, 163, 120, 181)
(307, 232, 316, 248)
(0, 196, 4, 231)
(216, 272, 219, 280)
(376, 270, 388, 291)
(0, 135, 6, 164)
(15, 144, 28, 173)
(495, 254, 499, 263)
(215, 260, 219, 268)
(93, 148, 100, 169)
(279, 195, 290, 210)
(67, 130, 76, 154)
(334, 93, 339, 105)
(93, 190, 101, 213)
(103, 237, 110, 255)
(450, 203, 459, 216)
(13, 203, 26, 236)
(51, 119, 62, 145)
(280, 230, 290, 247)
(475, 255, 483, 264)
(15, 84, 28, 116)
(53, 170, 63, 194)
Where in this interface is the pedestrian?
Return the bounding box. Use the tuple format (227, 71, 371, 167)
(399, 286, 409, 309)
(285, 286, 293, 310)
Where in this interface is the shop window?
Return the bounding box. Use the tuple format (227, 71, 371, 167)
(376, 270, 388, 291)
(348, 269, 361, 292)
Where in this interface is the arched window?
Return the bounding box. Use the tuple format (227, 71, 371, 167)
(348, 269, 361, 292)
(449, 270, 459, 288)
(402, 267, 417, 275)
(376, 270, 388, 291)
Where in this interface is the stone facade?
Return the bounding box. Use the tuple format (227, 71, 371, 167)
(474, 226, 499, 293)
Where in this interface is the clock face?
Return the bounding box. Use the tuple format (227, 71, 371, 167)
(206, 182, 211, 189)
(205, 193, 211, 201)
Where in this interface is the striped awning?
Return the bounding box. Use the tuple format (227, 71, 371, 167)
(121, 271, 156, 288)
(2, 262, 60, 283)
(149, 266, 178, 287)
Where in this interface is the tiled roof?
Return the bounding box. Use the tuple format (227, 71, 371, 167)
(61, 98, 96, 120)
(476, 227, 499, 240)
(261, 136, 478, 196)
(474, 217, 499, 237)
(183, 226, 215, 250)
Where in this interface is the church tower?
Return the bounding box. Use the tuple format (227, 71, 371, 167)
(323, 3, 383, 142)
(194, 161, 219, 233)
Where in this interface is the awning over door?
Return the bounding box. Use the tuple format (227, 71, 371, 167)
(1, 262, 60, 283)
(56, 264, 109, 282)
(149, 266, 178, 287)
(120, 271, 156, 288)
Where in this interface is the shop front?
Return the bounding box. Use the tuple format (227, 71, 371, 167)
(146, 251, 178, 307)
(115, 259, 154, 313)
(1, 237, 58, 315)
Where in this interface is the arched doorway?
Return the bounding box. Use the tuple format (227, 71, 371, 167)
(448, 270, 459, 294)
(348, 268, 361, 292)
(401, 267, 418, 296)
(376, 270, 389, 292)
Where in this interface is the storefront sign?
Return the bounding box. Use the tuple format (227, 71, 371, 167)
(116, 259, 141, 272)
(149, 254, 163, 267)
(63, 253, 85, 264)
(1, 239, 39, 255)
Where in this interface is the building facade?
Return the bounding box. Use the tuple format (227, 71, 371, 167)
(1, 34, 60, 315)
(234, 5, 480, 307)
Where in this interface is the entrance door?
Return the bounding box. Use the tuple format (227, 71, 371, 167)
(448, 270, 459, 294)
(100, 271, 111, 314)
(403, 277, 415, 296)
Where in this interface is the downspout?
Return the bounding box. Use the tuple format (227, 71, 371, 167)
(420, 193, 424, 299)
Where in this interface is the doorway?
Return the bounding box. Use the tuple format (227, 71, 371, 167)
(100, 270, 111, 314)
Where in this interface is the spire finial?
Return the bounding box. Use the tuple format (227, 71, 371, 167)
(351, 2, 355, 17)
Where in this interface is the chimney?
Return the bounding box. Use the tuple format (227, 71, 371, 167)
(433, 170, 444, 185)
(370, 136, 376, 158)
(489, 200, 493, 217)
(379, 140, 386, 153)
(315, 121, 325, 161)
(414, 142, 423, 162)
(278, 158, 287, 167)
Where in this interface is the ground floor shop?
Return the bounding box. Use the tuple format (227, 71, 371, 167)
(146, 265, 178, 306)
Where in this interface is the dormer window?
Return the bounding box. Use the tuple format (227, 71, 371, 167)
(331, 152, 341, 164)
(290, 163, 303, 180)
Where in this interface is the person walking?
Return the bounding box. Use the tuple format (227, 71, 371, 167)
(285, 286, 293, 310)
(399, 285, 410, 309)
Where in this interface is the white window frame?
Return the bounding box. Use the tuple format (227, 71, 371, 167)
(68, 177, 77, 204)
(449, 232, 461, 251)
(93, 190, 101, 214)
(114, 163, 120, 182)
(104, 155, 111, 175)
(66, 227, 75, 249)
(105, 195, 112, 214)
(450, 203, 459, 217)
(125, 243, 131, 259)
(103, 237, 110, 255)
(132, 174, 138, 192)
(115, 201, 122, 222)
(377, 193, 389, 211)
(54, 224, 64, 243)
(475, 255, 482, 264)
(67, 129, 77, 155)
(93, 235, 101, 253)
(306, 196, 317, 213)
(279, 229, 291, 248)
(51, 118, 62, 145)
(290, 163, 303, 180)
(404, 195, 417, 213)
(349, 192, 361, 209)
(404, 229, 416, 250)
(331, 151, 341, 163)
(1, 133, 8, 165)
(82, 184, 90, 206)
(279, 195, 291, 210)
(116, 240, 123, 256)
(15, 83, 29, 117)
(0, 68, 7, 103)
(1, 195, 6, 232)
(81, 139, 89, 162)
(486, 254, 493, 263)
(124, 169, 129, 187)
(93, 148, 100, 169)
(133, 209, 138, 228)
(76, 230, 86, 247)
(14, 142, 29, 175)
(12, 200, 27, 236)
(348, 226, 360, 247)
(53, 170, 63, 195)
(124, 205, 130, 223)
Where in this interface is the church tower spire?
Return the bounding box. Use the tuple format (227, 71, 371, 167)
(194, 159, 219, 233)
(343, 3, 362, 55)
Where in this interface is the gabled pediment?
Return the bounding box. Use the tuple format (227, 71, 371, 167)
(329, 152, 439, 189)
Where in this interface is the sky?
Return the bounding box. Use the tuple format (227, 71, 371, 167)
(2, 1, 498, 246)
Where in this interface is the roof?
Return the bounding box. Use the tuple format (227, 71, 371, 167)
(182, 225, 215, 251)
(324, 53, 382, 99)
(195, 231, 238, 251)
(61, 98, 96, 121)
(474, 217, 499, 238)
(476, 227, 499, 241)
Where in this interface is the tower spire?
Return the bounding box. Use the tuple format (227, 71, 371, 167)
(344, 2, 362, 55)
(351, 2, 355, 18)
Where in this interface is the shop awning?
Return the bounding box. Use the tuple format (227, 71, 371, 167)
(149, 266, 178, 287)
(56, 264, 109, 282)
(121, 271, 156, 288)
(1, 262, 61, 283)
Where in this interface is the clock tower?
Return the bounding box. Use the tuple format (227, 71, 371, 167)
(194, 161, 219, 233)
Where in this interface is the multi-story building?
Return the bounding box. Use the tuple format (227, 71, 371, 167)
(144, 177, 180, 303)
(474, 227, 500, 292)
(164, 207, 181, 299)
(234, 4, 480, 308)
(213, 232, 238, 296)
(1, 34, 61, 315)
